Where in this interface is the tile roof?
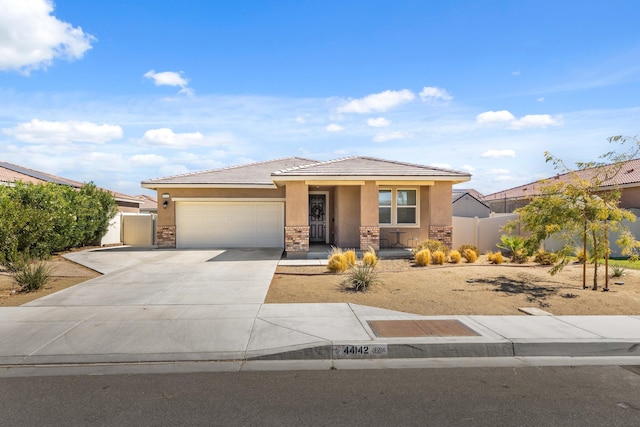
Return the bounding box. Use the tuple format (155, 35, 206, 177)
(136, 194, 158, 210)
(483, 158, 640, 201)
(0, 161, 141, 204)
(142, 157, 318, 187)
(272, 156, 470, 180)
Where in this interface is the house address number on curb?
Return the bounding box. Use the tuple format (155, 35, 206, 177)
(332, 344, 388, 359)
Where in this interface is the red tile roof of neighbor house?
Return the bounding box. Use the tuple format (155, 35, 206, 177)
(0, 161, 141, 204)
(483, 158, 640, 201)
(136, 194, 158, 210)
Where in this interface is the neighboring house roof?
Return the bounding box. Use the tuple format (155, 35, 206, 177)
(0, 161, 141, 205)
(483, 158, 640, 202)
(453, 188, 485, 201)
(136, 194, 158, 211)
(142, 156, 471, 189)
(452, 191, 490, 209)
(142, 157, 318, 188)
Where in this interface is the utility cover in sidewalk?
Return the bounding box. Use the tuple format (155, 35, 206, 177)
(368, 319, 480, 338)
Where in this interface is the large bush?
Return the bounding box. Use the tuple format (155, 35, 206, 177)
(0, 182, 117, 263)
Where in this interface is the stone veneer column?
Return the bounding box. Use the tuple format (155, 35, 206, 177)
(157, 225, 176, 248)
(359, 226, 380, 251)
(285, 226, 310, 252)
(429, 225, 453, 249)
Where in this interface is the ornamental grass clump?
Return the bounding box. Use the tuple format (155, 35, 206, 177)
(327, 247, 348, 273)
(344, 249, 357, 267)
(462, 248, 477, 263)
(362, 247, 378, 267)
(413, 239, 449, 256)
(457, 245, 479, 258)
(487, 251, 504, 265)
(432, 250, 446, 265)
(448, 250, 461, 264)
(415, 249, 431, 267)
(341, 263, 380, 292)
(533, 250, 558, 266)
(12, 259, 53, 292)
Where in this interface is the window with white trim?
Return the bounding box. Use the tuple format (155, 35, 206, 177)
(378, 189, 418, 226)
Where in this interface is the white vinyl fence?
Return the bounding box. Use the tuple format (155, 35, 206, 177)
(453, 213, 519, 253)
(454, 208, 640, 257)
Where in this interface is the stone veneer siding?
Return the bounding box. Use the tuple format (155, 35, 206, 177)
(285, 226, 309, 252)
(429, 225, 453, 248)
(157, 225, 176, 248)
(359, 226, 380, 251)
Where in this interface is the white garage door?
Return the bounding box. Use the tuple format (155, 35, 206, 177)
(176, 201, 284, 248)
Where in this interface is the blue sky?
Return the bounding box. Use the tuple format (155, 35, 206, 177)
(2, 0, 640, 197)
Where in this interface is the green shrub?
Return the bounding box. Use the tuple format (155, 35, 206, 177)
(341, 263, 380, 292)
(462, 248, 477, 263)
(327, 253, 348, 273)
(415, 249, 431, 266)
(534, 250, 558, 266)
(362, 248, 378, 267)
(414, 239, 449, 256)
(487, 251, 503, 264)
(457, 244, 479, 258)
(13, 259, 53, 292)
(344, 250, 357, 267)
(511, 248, 529, 264)
(448, 250, 461, 264)
(432, 250, 446, 265)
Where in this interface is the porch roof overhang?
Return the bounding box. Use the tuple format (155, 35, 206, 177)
(272, 176, 469, 187)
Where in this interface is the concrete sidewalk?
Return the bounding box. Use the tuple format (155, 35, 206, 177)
(0, 248, 639, 368)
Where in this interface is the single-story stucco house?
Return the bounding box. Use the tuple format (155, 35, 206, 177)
(141, 156, 471, 254)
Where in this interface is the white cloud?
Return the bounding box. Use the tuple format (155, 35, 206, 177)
(372, 131, 410, 142)
(144, 70, 194, 95)
(2, 119, 122, 143)
(512, 70, 521, 76)
(295, 116, 306, 124)
(510, 114, 563, 129)
(326, 123, 344, 132)
(419, 86, 453, 102)
(430, 163, 452, 169)
(129, 154, 167, 167)
(0, 0, 94, 73)
(477, 110, 563, 130)
(476, 110, 516, 124)
(337, 89, 415, 114)
(481, 150, 516, 158)
(367, 117, 391, 128)
(461, 165, 475, 172)
(537, 97, 545, 103)
(141, 128, 205, 148)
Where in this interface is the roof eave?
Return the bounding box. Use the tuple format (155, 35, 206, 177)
(141, 182, 278, 190)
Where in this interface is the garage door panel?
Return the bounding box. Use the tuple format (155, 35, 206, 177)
(176, 202, 284, 248)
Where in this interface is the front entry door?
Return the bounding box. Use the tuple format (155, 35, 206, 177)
(309, 194, 326, 243)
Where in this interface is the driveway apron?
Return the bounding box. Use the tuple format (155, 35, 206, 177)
(0, 248, 284, 364)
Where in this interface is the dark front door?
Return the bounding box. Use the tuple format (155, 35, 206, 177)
(309, 194, 326, 243)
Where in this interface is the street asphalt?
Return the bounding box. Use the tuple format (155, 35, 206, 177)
(1, 247, 639, 375)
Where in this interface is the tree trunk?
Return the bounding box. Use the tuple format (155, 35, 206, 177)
(592, 228, 598, 291)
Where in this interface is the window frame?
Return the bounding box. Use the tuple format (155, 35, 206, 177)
(378, 188, 419, 227)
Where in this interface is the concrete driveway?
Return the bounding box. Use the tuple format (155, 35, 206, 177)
(28, 248, 282, 306)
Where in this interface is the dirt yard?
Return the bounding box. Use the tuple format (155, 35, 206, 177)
(266, 257, 640, 315)
(3, 254, 639, 315)
(0, 256, 100, 307)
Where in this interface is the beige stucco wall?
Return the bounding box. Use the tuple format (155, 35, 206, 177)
(285, 181, 308, 226)
(334, 186, 360, 247)
(620, 187, 640, 209)
(155, 187, 286, 226)
(360, 181, 378, 225)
